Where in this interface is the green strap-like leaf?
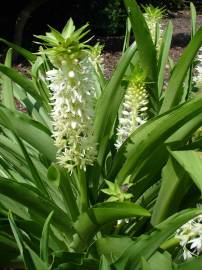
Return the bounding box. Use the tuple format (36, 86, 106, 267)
(109, 95, 202, 184)
(157, 21, 173, 98)
(0, 38, 36, 62)
(170, 150, 202, 193)
(1, 49, 16, 110)
(114, 208, 202, 270)
(99, 255, 112, 270)
(124, 0, 158, 82)
(8, 212, 36, 270)
(47, 164, 80, 221)
(71, 202, 150, 251)
(176, 256, 202, 270)
(0, 178, 74, 239)
(0, 105, 56, 161)
(94, 42, 137, 153)
(0, 64, 42, 102)
(160, 26, 202, 113)
(40, 211, 54, 265)
(151, 156, 191, 226)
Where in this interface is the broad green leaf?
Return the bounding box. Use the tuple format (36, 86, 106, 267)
(40, 211, 54, 265)
(0, 178, 74, 239)
(0, 38, 36, 62)
(176, 256, 202, 270)
(47, 164, 80, 221)
(95, 236, 133, 264)
(1, 48, 15, 110)
(151, 157, 191, 226)
(148, 251, 174, 270)
(99, 255, 111, 270)
(166, 113, 202, 147)
(94, 42, 137, 154)
(31, 56, 51, 113)
(109, 95, 202, 184)
(8, 212, 35, 270)
(114, 208, 202, 270)
(0, 105, 56, 161)
(170, 150, 202, 192)
(0, 194, 30, 220)
(160, 27, 202, 113)
(158, 21, 173, 97)
(71, 202, 150, 251)
(13, 83, 52, 130)
(15, 135, 50, 197)
(124, 0, 158, 82)
(25, 244, 49, 270)
(0, 64, 42, 102)
(141, 257, 152, 270)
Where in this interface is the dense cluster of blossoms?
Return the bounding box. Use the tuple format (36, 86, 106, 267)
(175, 214, 202, 260)
(193, 47, 202, 90)
(115, 70, 148, 149)
(191, 47, 202, 140)
(37, 19, 102, 172)
(115, 7, 164, 150)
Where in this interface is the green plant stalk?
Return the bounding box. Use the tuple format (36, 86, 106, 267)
(160, 237, 180, 250)
(78, 169, 88, 212)
(2, 49, 15, 111)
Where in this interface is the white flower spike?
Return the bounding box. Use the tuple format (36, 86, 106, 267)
(37, 18, 102, 172)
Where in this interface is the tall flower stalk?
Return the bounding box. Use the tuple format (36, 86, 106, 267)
(115, 6, 164, 150)
(115, 68, 148, 149)
(190, 47, 202, 141)
(143, 5, 165, 52)
(36, 19, 102, 172)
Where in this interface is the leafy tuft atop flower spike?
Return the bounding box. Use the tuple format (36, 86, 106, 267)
(35, 18, 93, 68)
(36, 19, 103, 172)
(143, 5, 165, 51)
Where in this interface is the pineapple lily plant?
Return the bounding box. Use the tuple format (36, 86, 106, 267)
(0, 1, 202, 269)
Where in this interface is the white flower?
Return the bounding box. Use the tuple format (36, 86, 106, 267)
(189, 237, 202, 254)
(115, 78, 148, 149)
(48, 55, 100, 172)
(175, 214, 202, 260)
(183, 247, 194, 260)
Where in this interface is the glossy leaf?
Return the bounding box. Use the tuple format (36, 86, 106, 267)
(160, 27, 202, 113)
(0, 105, 56, 161)
(114, 208, 202, 270)
(109, 95, 202, 183)
(1, 48, 15, 110)
(170, 150, 202, 192)
(124, 0, 158, 82)
(40, 211, 54, 265)
(71, 202, 150, 251)
(0, 178, 74, 239)
(0, 38, 36, 62)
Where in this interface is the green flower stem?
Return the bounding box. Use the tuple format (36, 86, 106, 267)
(78, 168, 88, 212)
(160, 237, 180, 250)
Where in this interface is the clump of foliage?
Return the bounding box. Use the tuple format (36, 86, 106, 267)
(0, 1, 202, 269)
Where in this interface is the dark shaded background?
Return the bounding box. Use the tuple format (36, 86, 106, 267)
(0, 0, 201, 56)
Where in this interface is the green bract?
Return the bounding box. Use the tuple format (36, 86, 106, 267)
(0, 1, 202, 269)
